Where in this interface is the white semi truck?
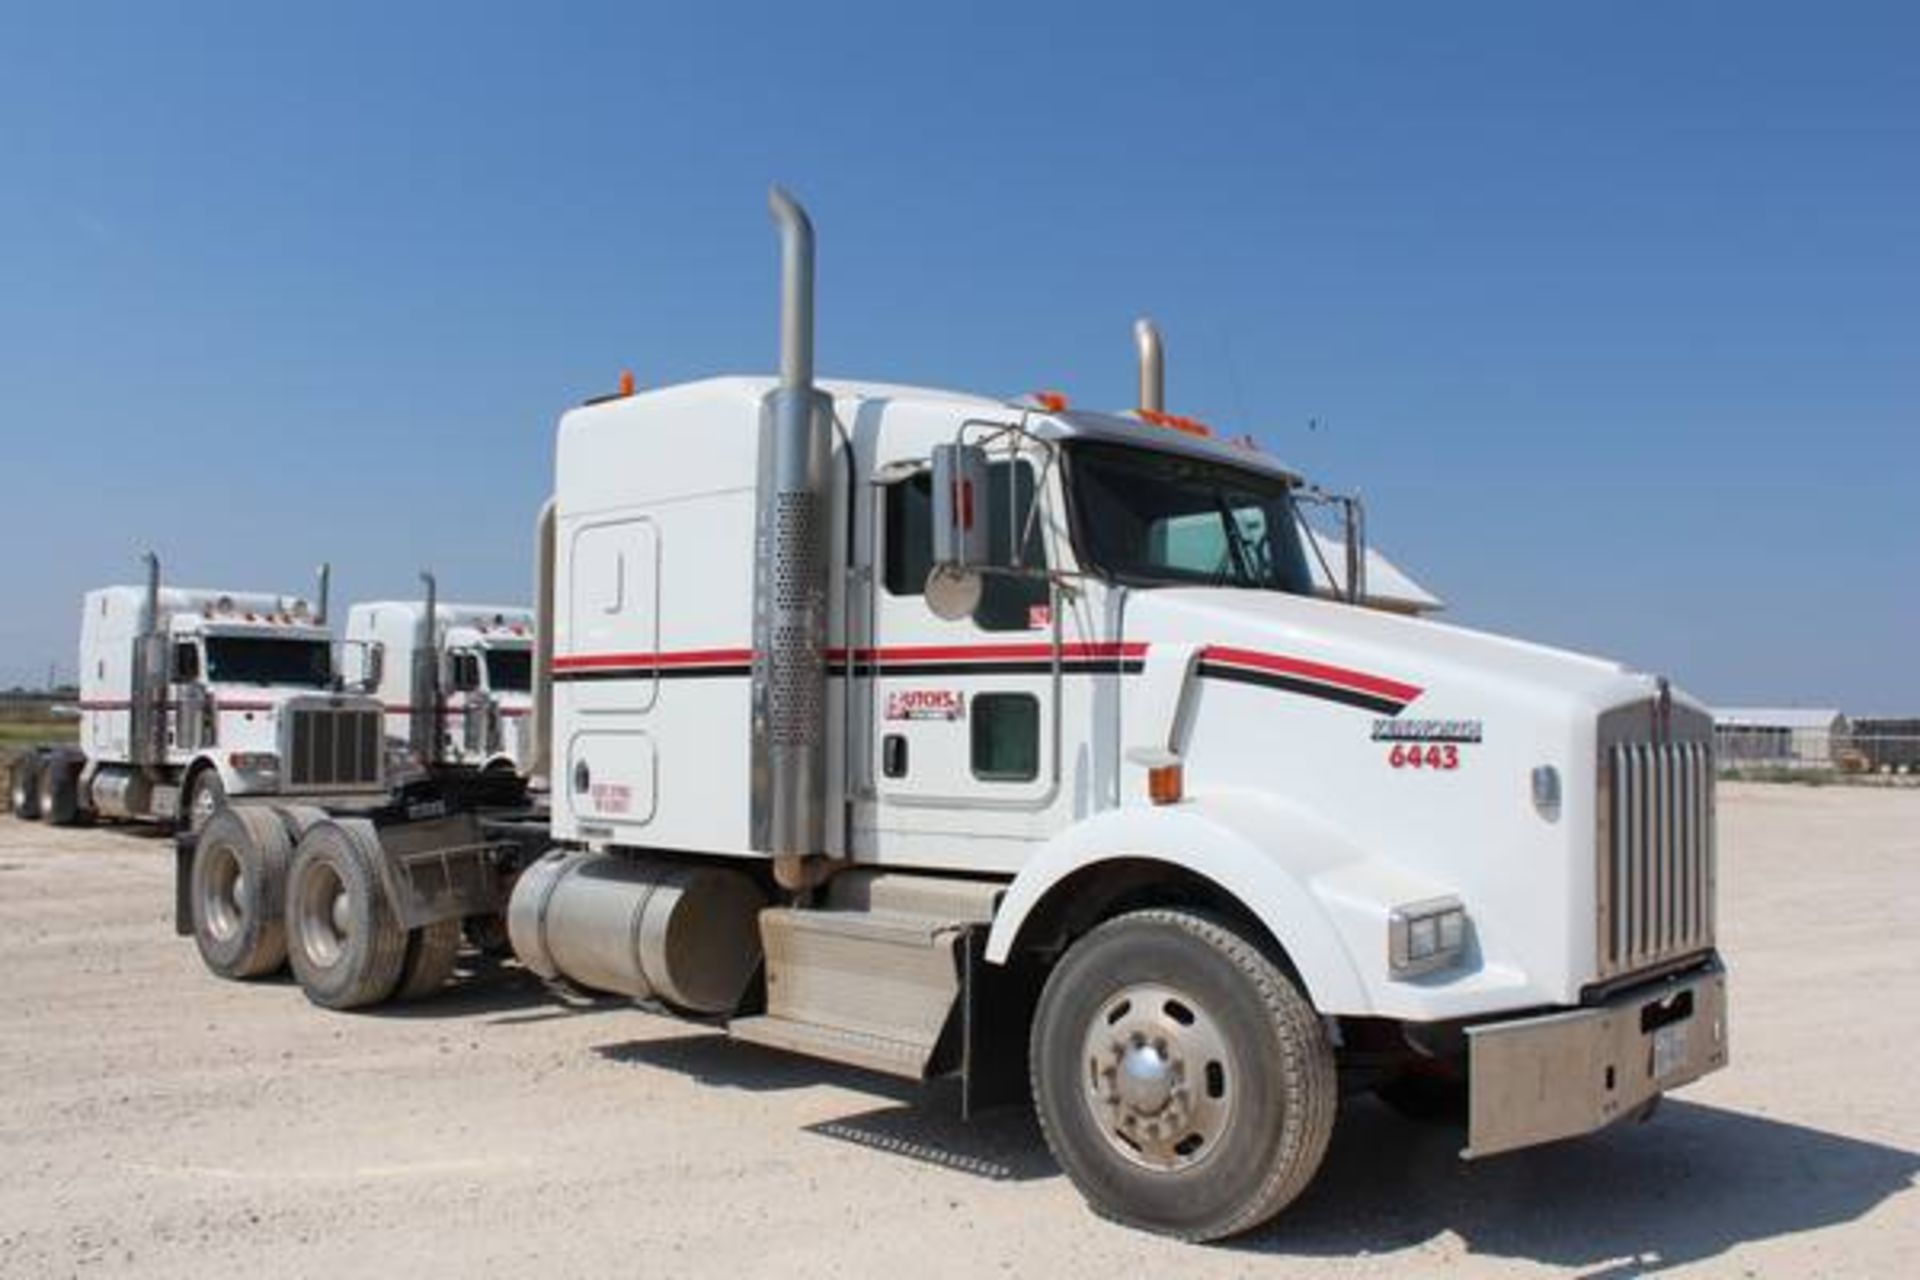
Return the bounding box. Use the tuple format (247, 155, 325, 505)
(8, 558, 387, 830)
(172, 189, 1727, 1240)
(341, 587, 536, 784)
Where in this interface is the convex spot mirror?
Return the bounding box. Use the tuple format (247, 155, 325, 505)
(925, 565, 984, 621)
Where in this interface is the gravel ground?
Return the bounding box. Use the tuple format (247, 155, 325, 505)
(1, 783, 1914, 1278)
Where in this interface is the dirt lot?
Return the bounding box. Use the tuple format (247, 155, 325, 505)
(0, 784, 1914, 1278)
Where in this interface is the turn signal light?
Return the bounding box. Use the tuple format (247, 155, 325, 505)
(1147, 763, 1184, 806)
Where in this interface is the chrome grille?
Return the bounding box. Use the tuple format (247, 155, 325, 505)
(1597, 732, 1716, 979)
(286, 704, 383, 791)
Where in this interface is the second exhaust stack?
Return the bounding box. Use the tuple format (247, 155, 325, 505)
(1134, 318, 1165, 414)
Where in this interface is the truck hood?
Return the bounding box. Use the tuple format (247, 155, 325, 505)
(1121, 587, 1675, 719)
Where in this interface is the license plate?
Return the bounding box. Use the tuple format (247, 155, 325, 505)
(1652, 1019, 1690, 1079)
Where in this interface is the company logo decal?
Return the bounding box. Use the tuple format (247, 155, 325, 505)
(886, 690, 965, 721)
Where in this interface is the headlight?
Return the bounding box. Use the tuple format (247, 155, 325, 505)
(1389, 897, 1470, 978)
(226, 751, 279, 774)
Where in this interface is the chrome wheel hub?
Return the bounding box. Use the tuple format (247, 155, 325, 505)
(202, 845, 244, 942)
(295, 863, 351, 967)
(1081, 983, 1235, 1172)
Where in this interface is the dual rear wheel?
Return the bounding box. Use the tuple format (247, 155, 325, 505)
(190, 806, 461, 1008)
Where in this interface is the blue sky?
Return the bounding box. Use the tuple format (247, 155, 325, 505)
(1, 2, 1913, 708)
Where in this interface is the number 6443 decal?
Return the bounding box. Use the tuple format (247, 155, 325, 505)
(1388, 743, 1459, 770)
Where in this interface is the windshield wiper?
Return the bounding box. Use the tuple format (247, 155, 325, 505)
(1214, 496, 1256, 587)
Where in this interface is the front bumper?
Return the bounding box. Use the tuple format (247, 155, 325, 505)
(1463, 956, 1727, 1158)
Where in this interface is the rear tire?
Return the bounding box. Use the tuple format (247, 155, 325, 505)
(286, 820, 408, 1010)
(38, 757, 82, 826)
(395, 919, 463, 1000)
(1030, 909, 1337, 1241)
(9, 755, 43, 820)
(190, 806, 295, 978)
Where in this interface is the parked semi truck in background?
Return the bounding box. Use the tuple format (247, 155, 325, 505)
(7, 558, 387, 830)
(170, 188, 1727, 1240)
(342, 589, 537, 788)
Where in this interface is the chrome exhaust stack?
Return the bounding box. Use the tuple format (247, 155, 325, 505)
(314, 562, 331, 625)
(528, 497, 556, 791)
(753, 186, 837, 889)
(132, 550, 166, 767)
(1134, 317, 1165, 414)
(412, 570, 441, 768)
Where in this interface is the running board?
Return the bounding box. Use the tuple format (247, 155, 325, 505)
(727, 1015, 931, 1079)
(727, 871, 1001, 1080)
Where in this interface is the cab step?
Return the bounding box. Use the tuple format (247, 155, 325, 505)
(727, 870, 1002, 1080)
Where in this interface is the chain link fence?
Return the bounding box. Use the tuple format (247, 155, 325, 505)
(1716, 718, 1920, 784)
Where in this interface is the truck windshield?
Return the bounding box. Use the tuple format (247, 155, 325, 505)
(203, 637, 333, 687)
(485, 648, 533, 692)
(1063, 441, 1315, 594)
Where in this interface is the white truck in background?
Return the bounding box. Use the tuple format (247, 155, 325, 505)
(8, 557, 386, 830)
(342, 585, 536, 790)
(170, 189, 1728, 1241)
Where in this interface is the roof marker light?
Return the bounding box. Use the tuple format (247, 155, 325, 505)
(619, 370, 636, 397)
(1032, 390, 1069, 413)
(1137, 407, 1214, 438)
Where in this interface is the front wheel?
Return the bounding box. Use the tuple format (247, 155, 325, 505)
(9, 755, 43, 820)
(1030, 909, 1337, 1241)
(185, 769, 226, 834)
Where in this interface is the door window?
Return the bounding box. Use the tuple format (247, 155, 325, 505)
(882, 461, 1049, 631)
(971, 692, 1041, 782)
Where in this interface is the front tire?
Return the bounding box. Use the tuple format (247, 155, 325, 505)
(1030, 909, 1337, 1241)
(9, 754, 43, 820)
(185, 768, 226, 834)
(38, 757, 82, 826)
(191, 806, 295, 978)
(286, 820, 408, 1010)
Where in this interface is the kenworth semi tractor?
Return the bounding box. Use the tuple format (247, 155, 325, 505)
(174, 189, 1727, 1240)
(341, 589, 536, 785)
(9, 558, 386, 831)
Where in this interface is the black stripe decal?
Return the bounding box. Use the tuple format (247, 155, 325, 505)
(838, 659, 1145, 678)
(1198, 662, 1408, 716)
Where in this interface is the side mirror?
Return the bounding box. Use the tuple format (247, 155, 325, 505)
(171, 641, 200, 683)
(364, 642, 385, 691)
(930, 443, 991, 570)
(449, 650, 482, 693)
(928, 444, 990, 620)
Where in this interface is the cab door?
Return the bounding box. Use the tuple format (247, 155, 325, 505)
(860, 452, 1066, 859)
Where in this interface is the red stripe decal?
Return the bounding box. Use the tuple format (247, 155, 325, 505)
(552, 647, 752, 672)
(1200, 646, 1420, 703)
